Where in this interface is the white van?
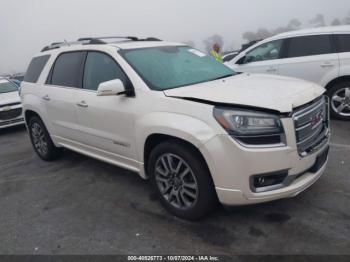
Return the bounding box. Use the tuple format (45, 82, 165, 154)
(227, 26, 350, 120)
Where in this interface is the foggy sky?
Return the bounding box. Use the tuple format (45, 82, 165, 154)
(0, 0, 349, 74)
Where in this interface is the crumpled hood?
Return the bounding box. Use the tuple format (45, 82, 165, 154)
(164, 73, 325, 113)
(0, 91, 21, 106)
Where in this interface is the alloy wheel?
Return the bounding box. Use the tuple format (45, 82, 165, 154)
(154, 153, 199, 209)
(31, 122, 48, 156)
(331, 87, 350, 117)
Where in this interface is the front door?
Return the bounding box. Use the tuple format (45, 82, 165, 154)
(74, 51, 137, 164)
(232, 39, 284, 75)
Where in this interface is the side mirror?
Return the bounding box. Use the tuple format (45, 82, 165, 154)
(97, 79, 128, 96)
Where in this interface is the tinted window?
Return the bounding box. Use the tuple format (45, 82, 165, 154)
(335, 34, 350, 53)
(244, 40, 283, 63)
(287, 35, 333, 58)
(51, 52, 84, 88)
(83, 52, 127, 91)
(24, 55, 50, 83)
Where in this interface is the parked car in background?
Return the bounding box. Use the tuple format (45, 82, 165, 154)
(222, 40, 263, 63)
(10, 74, 25, 83)
(222, 51, 239, 63)
(227, 25, 350, 120)
(0, 78, 24, 129)
(9, 79, 21, 87)
(21, 37, 329, 220)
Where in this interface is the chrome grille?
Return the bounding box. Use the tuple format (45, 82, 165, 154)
(293, 96, 329, 156)
(0, 108, 22, 121)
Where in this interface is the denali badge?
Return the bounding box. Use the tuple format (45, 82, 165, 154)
(310, 111, 323, 129)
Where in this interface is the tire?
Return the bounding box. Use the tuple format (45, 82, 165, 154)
(328, 81, 350, 120)
(147, 140, 218, 220)
(28, 116, 62, 161)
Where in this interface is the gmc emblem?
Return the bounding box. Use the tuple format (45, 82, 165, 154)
(310, 111, 323, 129)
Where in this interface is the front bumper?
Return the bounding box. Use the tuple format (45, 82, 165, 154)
(0, 105, 25, 129)
(200, 118, 330, 206)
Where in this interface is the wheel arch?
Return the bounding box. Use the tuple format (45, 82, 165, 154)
(325, 75, 350, 93)
(142, 133, 211, 180)
(24, 109, 43, 124)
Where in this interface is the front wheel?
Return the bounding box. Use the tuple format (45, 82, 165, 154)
(328, 82, 350, 120)
(148, 141, 217, 220)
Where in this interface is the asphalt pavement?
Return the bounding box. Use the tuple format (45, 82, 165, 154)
(0, 121, 349, 255)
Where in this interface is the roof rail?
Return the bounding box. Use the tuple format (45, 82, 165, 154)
(41, 40, 85, 52)
(77, 36, 162, 43)
(41, 36, 162, 52)
(77, 36, 139, 42)
(143, 37, 162, 41)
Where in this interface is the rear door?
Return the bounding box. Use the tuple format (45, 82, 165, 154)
(231, 39, 285, 75)
(334, 33, 350, 78)
(44, 51, 85, 141)
(278, 34, 339, 86)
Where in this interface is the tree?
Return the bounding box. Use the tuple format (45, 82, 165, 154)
(332, 18, 342, 26)
(243, 28, 272, 42)
(242, 18, 301, 43)
(287, 19, 302, 30)
(343, 11, 350, 25)
(273, 18, 302, 34)
(309, 14, 326, 27)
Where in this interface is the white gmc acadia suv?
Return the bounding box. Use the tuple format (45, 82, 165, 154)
(227, 26, 350, 121)
(21, 37, 330, 220)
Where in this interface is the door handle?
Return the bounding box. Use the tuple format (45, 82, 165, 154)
(42, 95, 51, 101)
(321, 62, 335, 68)
(266, 67, 277, 73)
(76, 101, 88, 108)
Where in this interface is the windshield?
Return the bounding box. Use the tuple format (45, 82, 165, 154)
(0, 80, 18, 94)
(120, 46, 235, 90)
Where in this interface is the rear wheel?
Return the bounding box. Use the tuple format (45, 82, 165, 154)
(328, 82, 350, 120)
(148, 140, 217, 220)
(28, 116, 62, 161)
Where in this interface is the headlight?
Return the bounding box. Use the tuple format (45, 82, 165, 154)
(213, 107, 285, 146)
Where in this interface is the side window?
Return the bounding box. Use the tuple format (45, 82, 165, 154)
(50, 52, 84, 88)
(83, 52, 127, 91)
(223, 53, 237, 63)
(244, 40, 283, 63)
(335, 34, 350, 53)
(24, 55, 50, 83)
(287, 35, 333, 58)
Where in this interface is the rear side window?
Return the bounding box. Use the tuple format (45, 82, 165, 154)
(335, 34, 350, 53)
(50, 52, 84, 88)
(287, 35, 334, 58)
(24, 55, 50, 83)
(83, 52, 128, 91)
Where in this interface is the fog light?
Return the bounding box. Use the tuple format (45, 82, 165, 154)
(257, 177, 265, 186)
(252, 171, 288, 190)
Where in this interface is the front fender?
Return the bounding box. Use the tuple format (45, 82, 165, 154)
(135, 112, 217, 164)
